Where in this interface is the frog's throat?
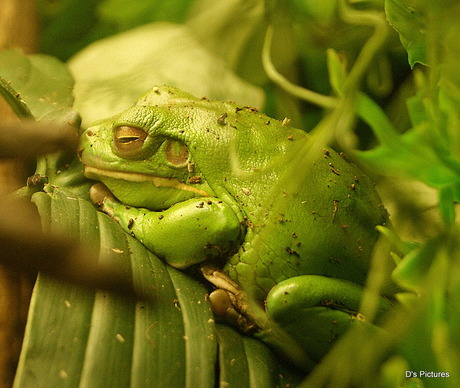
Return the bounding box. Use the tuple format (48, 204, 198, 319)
(84, 166, 210, 197)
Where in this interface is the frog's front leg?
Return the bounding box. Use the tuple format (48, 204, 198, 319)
(90, 183, 243, 268)
(262, 275, 393, 363)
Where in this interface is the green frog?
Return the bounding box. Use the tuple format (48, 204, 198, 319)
(79, 85, 394, 368)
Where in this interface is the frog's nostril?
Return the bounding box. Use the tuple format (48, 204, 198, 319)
(86, 130, 95, 137)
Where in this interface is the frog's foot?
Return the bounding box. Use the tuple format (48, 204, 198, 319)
(201, 265, 315, 371)
(201, 264, 258, 333)
(89, 183, 118, 217)
(263, 275, 394, 363)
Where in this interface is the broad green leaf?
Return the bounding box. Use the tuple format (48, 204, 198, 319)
(68, 22, 264, 126)
(166, 268, 217, 387)
(215, 324, 300, 388)
(0, 50, 84, 200)
(384, 0, 427, 67)
(215, 324, 251, 387)
(13, 187, 211, 387)
(14, 276, 95, 387)
(0, 50, 77, 123)
(14, 187, 298, 387)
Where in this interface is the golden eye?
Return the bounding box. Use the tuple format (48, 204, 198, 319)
(113, 126, 148, 157)
(165, 139, 189, 166)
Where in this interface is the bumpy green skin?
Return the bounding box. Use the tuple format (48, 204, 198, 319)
(80, 85, 393, 365)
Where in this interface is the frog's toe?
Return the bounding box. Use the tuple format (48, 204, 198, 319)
(89, 183, 116, 205)
(208, 288, 257, 333)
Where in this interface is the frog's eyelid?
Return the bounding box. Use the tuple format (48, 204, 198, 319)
(113, 125, 148, 157)
(114, 125, 147, 140)
(164, 139, 189, 166)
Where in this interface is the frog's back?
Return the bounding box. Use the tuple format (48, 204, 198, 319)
(224, 145, 389, 301)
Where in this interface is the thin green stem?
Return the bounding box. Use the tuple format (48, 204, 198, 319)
(262, 25, 337, 110)
(339, 0, 391, 92)
(262, 1, 391, 150)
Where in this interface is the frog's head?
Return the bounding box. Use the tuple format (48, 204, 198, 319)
(79, 87, 214, 210)
(79, 85, 301, 211)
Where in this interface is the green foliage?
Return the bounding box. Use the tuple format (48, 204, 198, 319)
(1, 0, 460, 387)
(0, 50, 76, 122)
(358, 1, 460, 224)
(385, 0, 427, 67)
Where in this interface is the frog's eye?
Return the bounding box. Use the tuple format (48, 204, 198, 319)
(164, 139, 189, 167)
(113, 126, 148, 157)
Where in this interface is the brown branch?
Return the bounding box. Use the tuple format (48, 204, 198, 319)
(0, 2, 39, 386)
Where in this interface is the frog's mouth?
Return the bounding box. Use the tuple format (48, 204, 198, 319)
(84, 166, 211, 197)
